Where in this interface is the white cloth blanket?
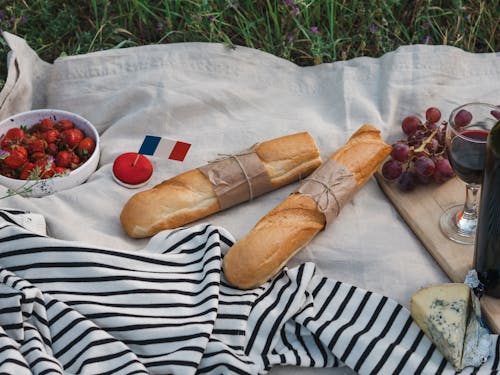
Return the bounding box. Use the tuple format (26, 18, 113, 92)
(0, 32, 499, 374)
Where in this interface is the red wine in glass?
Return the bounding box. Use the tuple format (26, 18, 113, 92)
(440, 102, 498, 245)
(448, 129, 489, 185)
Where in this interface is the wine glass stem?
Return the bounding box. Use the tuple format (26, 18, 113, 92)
(459, 183, 480, 228)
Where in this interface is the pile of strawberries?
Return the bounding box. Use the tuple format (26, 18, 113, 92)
(0, 118, 96, 180)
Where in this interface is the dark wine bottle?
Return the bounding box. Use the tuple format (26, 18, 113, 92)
(474, 119, 500, 297)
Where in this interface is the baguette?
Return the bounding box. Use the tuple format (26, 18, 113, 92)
(120, 132, 322, 238)
(223, 125, 392, 289)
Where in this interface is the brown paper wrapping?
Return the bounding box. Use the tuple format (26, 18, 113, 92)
(296, 159, 357, 223)
(198, 151, 274, 210)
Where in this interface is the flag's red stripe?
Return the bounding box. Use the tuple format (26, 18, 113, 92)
(168, 141, 191, 161)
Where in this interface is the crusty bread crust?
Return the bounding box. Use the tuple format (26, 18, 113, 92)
(255, 132, 322, 187)
(223, 193, 325, 288)
(120, 132, 322, 238)
(223, 125, 392, 289)
(120, 169, 219, 238)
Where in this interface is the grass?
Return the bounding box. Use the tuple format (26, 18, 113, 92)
(0, 0, 499, 89)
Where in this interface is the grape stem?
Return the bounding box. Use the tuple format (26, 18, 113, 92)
(412, 127, 439, 155)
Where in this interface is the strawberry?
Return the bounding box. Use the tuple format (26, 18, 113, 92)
(70, 153, 81, 169)
(54, 167, 70, 175)
(1, 128, 25, 147)
(3, 146, 28, 169)
(26, 138, 47, 154)
(55, 150, 73, 168)
(56, 120, 74, 131)
(0, 138, 9, 148)
(43, 129, 60, 144)
(61, 128, 84, 149)
(46, 142, 58, 155)
(0, 165, 15, 178)
(35, 157, 56, 179)
(76, 137, 96, 158)
(39, 118, 55, 132)
(4, 128, 25, 142)
(30, 151, 47, 162)
(19, 162, 35, 180)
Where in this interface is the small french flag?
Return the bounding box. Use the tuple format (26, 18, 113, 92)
(138, 135, 191, 162)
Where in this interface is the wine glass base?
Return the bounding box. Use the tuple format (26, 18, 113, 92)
(439, 204, 476, 245)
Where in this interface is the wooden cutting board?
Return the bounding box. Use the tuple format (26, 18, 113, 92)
(375, 172, 500, 333)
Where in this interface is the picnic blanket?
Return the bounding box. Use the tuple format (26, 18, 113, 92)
(0, 32, 499, 374)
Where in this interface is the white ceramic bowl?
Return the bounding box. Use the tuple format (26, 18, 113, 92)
(0, 109, 100, 197)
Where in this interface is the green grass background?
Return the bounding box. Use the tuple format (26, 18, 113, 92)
(0, 0, 499, 89)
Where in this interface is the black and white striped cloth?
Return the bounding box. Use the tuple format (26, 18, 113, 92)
(0, 208, 499, 374)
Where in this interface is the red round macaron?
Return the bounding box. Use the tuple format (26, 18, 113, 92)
(112, 152, 153, 188)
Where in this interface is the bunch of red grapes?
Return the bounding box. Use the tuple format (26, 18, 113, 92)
(381, 107, 455, 191)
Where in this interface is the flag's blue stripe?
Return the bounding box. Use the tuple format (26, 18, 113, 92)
(138, 135, 161, 156)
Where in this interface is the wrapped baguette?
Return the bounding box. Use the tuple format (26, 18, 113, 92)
(223, 125, 392, 289)
(120, 132, 322, 238)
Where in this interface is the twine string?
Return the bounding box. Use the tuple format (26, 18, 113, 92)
(208, 145, 259, 201)
(302, 173, 351, 216)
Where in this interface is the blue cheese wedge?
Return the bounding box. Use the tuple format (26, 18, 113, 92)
(410, 283, 470, 370)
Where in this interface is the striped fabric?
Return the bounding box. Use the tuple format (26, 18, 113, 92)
(0, 209, 499, 375)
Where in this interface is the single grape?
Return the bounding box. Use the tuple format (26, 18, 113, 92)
(454, 109, 472, 127)
(426, 122, 438, 131)
(398, 171, 417, 191)
(433, 158, 455, 183)
(411, 129, 428, 142)
(413, 150, 427, 159)
(382, 159, 402, 180)
(414, 156, 436, 177)
(425, 138, 439, 153)
(417, 173, 432, 185)
(425, 107, 441, 123)
(390, 142, 411, 162)
(402, 116, 421, 135)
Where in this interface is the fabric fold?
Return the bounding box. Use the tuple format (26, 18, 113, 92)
(0, 32, 52, 119)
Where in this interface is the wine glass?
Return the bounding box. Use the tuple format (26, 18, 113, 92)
(439, 102, 499, 245)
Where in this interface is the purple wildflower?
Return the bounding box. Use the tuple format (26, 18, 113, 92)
(310, 26, 319, 34)
(20, 15, 26, 24)
(156, 22, 164, 31)
(292, 7, 299, 16)
(369, 24, 378, 33)
(423, 35, 431, 44)
(284, 0, 294, 6)
(286, 33, 293, 42)
(208, 15, 215, 23)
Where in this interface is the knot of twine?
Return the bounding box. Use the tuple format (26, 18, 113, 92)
(302, 173, 351, 216)
(208, 145, 259, 201)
